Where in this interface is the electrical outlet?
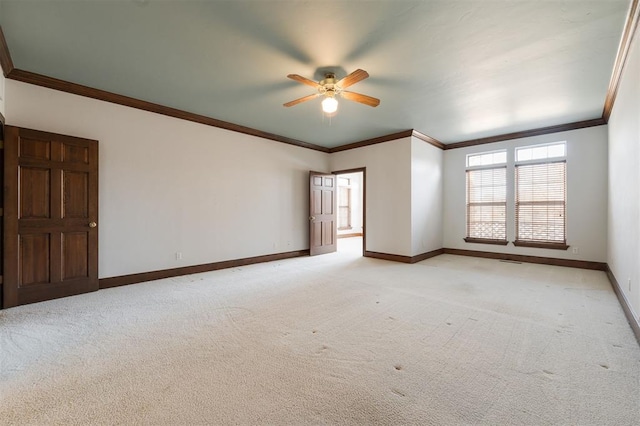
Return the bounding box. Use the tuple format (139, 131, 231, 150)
(572, 247, 579, 254)
(175, 252, 183, 260)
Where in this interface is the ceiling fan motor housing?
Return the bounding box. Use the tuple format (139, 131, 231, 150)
(319, 73, 340, 96)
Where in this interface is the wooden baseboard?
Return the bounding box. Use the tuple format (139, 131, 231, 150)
(364, 247, 606, 269)
(337, 233, 363, 239)
(99, 249, 309, 289)
(443, 248, 607, 271)
(410, 248, 445, 263)
(606, 266, 640, 345)
(364, 251, 411, 263)
(364, 248, 444, 264)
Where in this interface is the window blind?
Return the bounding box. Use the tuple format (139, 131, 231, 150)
(338, 186, 351, 230)
(515, 161, 566, 244)
(466, 167, 507, 241)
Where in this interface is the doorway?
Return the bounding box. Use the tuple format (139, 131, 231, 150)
(333, 168, 365, 256)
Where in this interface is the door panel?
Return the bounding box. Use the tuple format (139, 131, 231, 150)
(20, 167, 51, 218)
(309, 172, 337, 256)
(63, 232, 88, 280)
(312, 222, 322, 247)
(322, 221, 334, 246)
(4, 126, 99, 308)
(62, 142, 89, 164)
(63, 171, 89, 218)
(322, 189, 333, 214)
(19, 137, 51, 160)
(19, 233, 51, 285)
(312, 190, 322, 215)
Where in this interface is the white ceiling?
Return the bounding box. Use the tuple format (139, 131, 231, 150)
(0, 0, 630, 148)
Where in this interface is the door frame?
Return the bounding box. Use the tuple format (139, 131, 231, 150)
(0, 114, 4, 307)
(332, 167, 366, 256)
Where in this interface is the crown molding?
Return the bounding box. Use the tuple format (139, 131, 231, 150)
(0, 26, 326, 152)
(0, 26, 14, 76)
(6, 68, 329, 153)
(603, 0, 640, 122)
(327, 129, 446, 153)
(411, 130, 445, 149)
(328, 130, 414, 153)
(443, 118, 607, 150)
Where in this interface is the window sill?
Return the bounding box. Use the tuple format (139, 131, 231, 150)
(513, 241, 569, 250)
(463, 238, 509, 246)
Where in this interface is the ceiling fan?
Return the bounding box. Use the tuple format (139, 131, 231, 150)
(284, 69, 380, 115)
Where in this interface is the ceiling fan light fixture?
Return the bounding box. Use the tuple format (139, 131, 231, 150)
(284, 68, 379, 113)
(321, 96, 338, 114)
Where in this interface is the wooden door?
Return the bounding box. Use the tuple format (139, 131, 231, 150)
(309, 172, 336, 256)
(3, 126, 99, 308)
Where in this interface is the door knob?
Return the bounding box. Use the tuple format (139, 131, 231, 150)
(309, 216, 315, 221)
(88, 222, 97, 228)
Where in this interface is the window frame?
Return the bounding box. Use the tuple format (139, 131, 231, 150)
(337, 178, 352, 231)
(464, 149, 508, 245)
(514, 142, 568, 250)
(515, 141, 566, 163)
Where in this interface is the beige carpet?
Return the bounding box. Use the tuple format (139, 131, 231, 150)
(1, 239, 639, 425)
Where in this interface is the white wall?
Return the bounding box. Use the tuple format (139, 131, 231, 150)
(3, 74, 615, 281)
(411, 136, 443, 255)
(608, 32, 640, 318)
(330, 136, 444, 258)
(443, 126, 608, 262)
(330, 139, 413, 256)
(5, 80, 330, 278)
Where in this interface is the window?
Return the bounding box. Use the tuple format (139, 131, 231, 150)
(465, 150, 508, 244)
(514, 142, 567, 249)
(337, 177, 351, 230)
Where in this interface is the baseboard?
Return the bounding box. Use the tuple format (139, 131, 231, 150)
(364, 251, 411, 263)
(99, 249, 309, 289)
(364, 247, 606, 270)
(410, 248, 445, 263)
(606, 266, 640, 345)
(443, 248, 607, 271)
(364, 248, 444, 264)
(337, 233, 363, 239)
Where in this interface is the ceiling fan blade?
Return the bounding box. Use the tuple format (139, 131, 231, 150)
(341, 91, 380, 107)
(287, 74, 321, 89)
(337, 69, 369, 89)
(283, 93, 319, 107)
